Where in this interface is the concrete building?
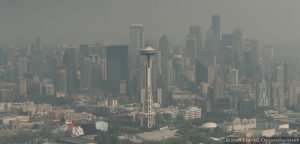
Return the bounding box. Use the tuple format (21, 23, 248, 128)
(288, 81, 300, 109)
(229, 68, 239, 85)
(17, 57, 28, 78)
(184, 106, 201, 120)
(56, 67, 67, 97)
(271, 82, 284, 107)
(256, 80, 271, 107)
(0, 83, 16, 102)
(43, 84, 54, 96)
(253, 128, 275, 137)
(219, 117, 256, 132)
(18, 78, 27, 96)
(262, 46, 274, 73)
(238, 99, 255, 116)
(274, 65, 284, 83)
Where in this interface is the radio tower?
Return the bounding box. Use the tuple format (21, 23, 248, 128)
(140, 46, 156, 128)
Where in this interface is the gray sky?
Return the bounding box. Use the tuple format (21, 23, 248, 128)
(0, 0, 299, 45)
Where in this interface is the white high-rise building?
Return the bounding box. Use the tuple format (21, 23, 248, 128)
(229, 68, 239, 85)
(275, 65, 284, 83)
(271, 82, 284, 107)
(256, 80, 270, 107)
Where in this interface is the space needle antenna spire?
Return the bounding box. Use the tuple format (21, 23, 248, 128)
(140, 46, 156, 128)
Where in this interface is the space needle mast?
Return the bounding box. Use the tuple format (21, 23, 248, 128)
(140, 46, 156, 128)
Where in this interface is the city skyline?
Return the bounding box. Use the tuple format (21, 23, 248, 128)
(0, 0, 300, 45)
(1, 1, 300, 143)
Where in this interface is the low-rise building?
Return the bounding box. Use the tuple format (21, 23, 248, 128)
(219, 117, 256, 132)
(184, 106, 201, 120)
(2, 115, 29, 125)
(253, 128, 275, 137)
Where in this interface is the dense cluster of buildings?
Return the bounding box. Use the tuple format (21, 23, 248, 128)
(1, 14, 300, 143)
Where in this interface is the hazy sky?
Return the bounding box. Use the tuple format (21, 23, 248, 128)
(0, 0, 299, 45)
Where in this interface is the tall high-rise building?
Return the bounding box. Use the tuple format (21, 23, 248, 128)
(130, 24, 144, 101)
(274, 65, 284, 83)
(17, 57, 28, 78)
(256, 80, 270, 107)
(106, 45, 128, 95)
(173, 55, 184, 87)
(79, 44, 90, 58)
(30, 46, 44, 75)
(244, 48, 252, 81)
(186, 36, 198, 64)
(243, 38, 259, 62)
(204, 28, 218, 65)
(212, 15, 221, 41)
(222, 34, 233, 48)
(229, 68, 239, 85)
(207, 66, 215, 85)
(262, 47, 274, 65)
(63, 47, 78, 96)
(195, 61, 208, 84)
(79, 57, 92, 89)
(56, 67, 67, 97)
(186, 26, 202, 64)
(159, 36, 170, 57)
(232, 27, 243, 63)
(129, 24, 144, 72)
(288, 81, 300, 109)
(222, 34, 233, 66)
(284, 62, 296, 92)
(159, 35, 170, 83)
(232, 27, 243, 50)
(271, 82, 284, 107)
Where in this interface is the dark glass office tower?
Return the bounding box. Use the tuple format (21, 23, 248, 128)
(106, 45, 128, 95)
(212, 15, 221, 41)
(63, 47, 77, 96)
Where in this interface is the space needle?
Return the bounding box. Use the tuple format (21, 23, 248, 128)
(140, 46, 156, 128)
